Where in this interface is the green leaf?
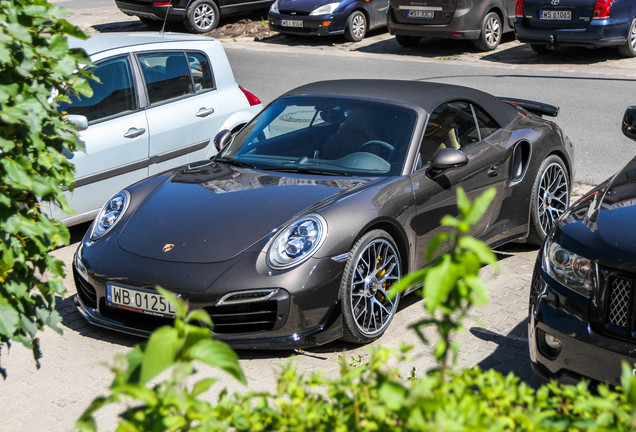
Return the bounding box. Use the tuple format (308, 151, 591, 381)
(0, 303, 19, 337)
(464, 187, 496, 227)
(139, 326, 181, 385)
(189, 339, 246, 385)
(458, 236, 498, 266)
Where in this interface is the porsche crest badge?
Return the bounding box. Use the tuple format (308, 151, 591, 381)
(163, 243, 175, 253)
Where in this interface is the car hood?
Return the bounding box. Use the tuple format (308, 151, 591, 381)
(277, 0, 336, 14)
(117, 162, 369, 263)
(556, 156, 636, 268)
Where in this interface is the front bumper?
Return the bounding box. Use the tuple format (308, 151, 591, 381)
(515, 18, 628, 48)
(268, 13, 346, 36)
(115, 1, 186, 21)
(529, 267, 636, 387)
(73, 237, 348, 349)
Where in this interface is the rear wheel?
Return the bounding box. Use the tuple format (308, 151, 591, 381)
(618, 18, 636, 58)
(184, 0, 220, 33)
(344, 11, 367, 42)
(473, 12, 502, 51)
(528, 155, 569, 245)
(395, 35, 420, 47)
(340, 230, 401, 343)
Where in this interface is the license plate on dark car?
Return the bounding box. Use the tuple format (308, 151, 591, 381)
(106, 284, 177, 318)
(282, 19, 303, 27)
(540, 10, 572, 20)
(406, 10, 434, 19)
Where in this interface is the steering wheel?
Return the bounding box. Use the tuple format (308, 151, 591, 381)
(360, 140, 395, 154)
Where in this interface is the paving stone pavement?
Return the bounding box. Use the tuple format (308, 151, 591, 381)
(0, 236, 541, 431)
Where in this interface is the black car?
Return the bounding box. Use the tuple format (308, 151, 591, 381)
(529, 107, 636, 387)
(387, 0, 516, 51)
(115, 0, 274, 33)
(73, 79, 574, 348)
(515, 0, 636, 57)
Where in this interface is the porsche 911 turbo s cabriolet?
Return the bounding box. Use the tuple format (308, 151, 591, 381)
(73, 79, 574, 348)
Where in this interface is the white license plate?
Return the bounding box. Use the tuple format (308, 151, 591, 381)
(106, 284, 177, 318)
(407, 10, 434, 19)
(540, 10, 572, 20)
(281, 19, 303, 27)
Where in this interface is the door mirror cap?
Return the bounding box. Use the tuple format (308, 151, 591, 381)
(426, 148, 469, 179)
(622, 106, 636, 141)
(214, 129, 232, 152)
(66, 114, 88, 131)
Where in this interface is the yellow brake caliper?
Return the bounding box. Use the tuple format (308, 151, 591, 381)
(376, 256, 386, 301)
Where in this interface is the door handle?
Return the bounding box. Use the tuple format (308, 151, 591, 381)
(487, 165, 500, 177)
(196, 107, 215, 117)
(124, 127, 146, 139)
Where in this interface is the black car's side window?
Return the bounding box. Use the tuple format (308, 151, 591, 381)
(417, 100, 499, 168)
(138, 51, 194, 104)
(58, 55, 136, 124)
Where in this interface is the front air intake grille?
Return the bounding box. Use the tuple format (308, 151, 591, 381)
(206, 301, 278, 334)
(608, 276, 632, 329)
(74, 270, 97, 309)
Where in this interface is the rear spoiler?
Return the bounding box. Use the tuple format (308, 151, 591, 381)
(499, 97, 559, 117)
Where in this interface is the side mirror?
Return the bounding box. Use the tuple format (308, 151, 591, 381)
(622, 106, 636, 141)
(214, 129, 232, 152)
(426, 148, 468, 179)
(66, 114, 88, 131)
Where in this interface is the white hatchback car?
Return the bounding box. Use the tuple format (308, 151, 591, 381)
(47, 32, 263, 225)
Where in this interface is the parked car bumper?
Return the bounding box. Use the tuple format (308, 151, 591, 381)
(268, 13, 347, 36)
(515, 18, 629, 47)
(529, 266, 636, 387)
(387, 9, 481, 40)
(115, 1, 186, 21)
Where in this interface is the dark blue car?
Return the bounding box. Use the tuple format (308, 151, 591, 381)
(268, 0, 388, 42)
(515, 0, 636, 57)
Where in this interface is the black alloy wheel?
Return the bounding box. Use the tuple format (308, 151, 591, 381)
(340, 230, 401, 343)
(474, 12, 502, 51)
(344, 11, 367, 42)
(528, 155, 569, 245)
(184, 0, 220, 33)
(618, 18, 636, 58)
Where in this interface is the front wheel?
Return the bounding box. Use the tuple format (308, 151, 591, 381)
(340, 230, 401, 343)
(473, 12, 502, 51)
(528, 155, 570, 245)
(344, 11, 367, 42)
(184, 0, 220, 33)
(618, 18, 636, 58)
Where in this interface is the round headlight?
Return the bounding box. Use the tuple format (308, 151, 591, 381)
(268, 215, 327, 269)
(90, 190, 130, 241)
(542, 238, 597, 298)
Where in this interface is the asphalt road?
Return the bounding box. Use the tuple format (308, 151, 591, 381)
(0, 3, 633, 430)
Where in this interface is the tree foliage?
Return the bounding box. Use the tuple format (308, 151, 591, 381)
(0, 0, 91, 377)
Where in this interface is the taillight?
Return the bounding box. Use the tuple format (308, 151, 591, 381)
(239, 85, 261, 107)
(593, 0, 615, 19)
(515, 0, 523, 17)
(153, 2, 172, 5)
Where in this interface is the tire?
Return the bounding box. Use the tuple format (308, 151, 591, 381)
(184, 0, 220, 33)
(139, 17, 162, 29)
(473, 12, 502, 51)
(530, 43, 550, 54)
(340, 229, 401, 343)
(527, 155, 570, 245)
(344, 11, 366, 42)
(395, 35, 420, 47)
(618, 18, 636, 58)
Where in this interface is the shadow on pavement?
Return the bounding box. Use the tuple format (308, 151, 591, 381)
(470, 320, 537, 388)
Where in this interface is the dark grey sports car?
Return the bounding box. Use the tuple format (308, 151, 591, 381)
(73, 80, 574, 348)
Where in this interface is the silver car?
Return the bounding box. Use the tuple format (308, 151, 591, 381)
(46, 32, 263, 225)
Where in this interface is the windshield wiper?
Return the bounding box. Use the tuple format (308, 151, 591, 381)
(263, 166, 350, 176)
(213, 157, 256, 169)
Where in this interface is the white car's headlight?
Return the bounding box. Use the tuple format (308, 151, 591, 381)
(542, 238, 597, 298)
(310, 2, 340, 15)
(90, 190, 130, 241)
(270, 0, 279, 13)
(268, 215, 327, 269)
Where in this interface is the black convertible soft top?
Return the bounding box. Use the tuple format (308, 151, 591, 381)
(284, 79, 519, 128)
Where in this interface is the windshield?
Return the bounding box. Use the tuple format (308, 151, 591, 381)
(219, 96, 417, 177)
